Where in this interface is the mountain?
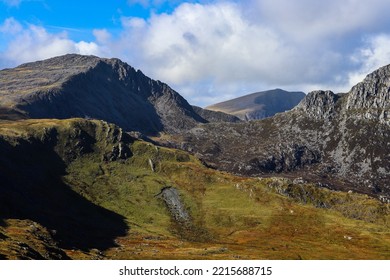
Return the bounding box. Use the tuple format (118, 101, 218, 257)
(206, 89, 305, 120)
(177, 65, 390, 201)
(0, 54, 209, 135)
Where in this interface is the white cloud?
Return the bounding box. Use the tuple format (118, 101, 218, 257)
(0, 17, 22, 34)
(348, 34, 390, 87)
(114, 2, 355, 104)
(0, 18, 104, 67)
(75, 41, 101, 55)
(93, 29, 111, 44)
(113, 1, 390, 105)
(246, 0, 390, 39)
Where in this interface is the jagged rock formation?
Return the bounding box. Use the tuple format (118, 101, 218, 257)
(191, 105, 241, 123)
(206, 89, 305, 120)
(295, 90, 339, 120)
(345, 64, 390, 124)
(0, 54, 207, 135)
(178, 65, 390, 200)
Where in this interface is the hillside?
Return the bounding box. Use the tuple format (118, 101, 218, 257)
(206, 89, 305, 120)
(176, 65, 390, 202)
(0, 119, 389, 259)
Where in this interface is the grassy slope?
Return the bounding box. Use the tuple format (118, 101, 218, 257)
(0, 119, 389, 259)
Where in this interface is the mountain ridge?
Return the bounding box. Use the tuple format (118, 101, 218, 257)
(0, 54, 208, 135)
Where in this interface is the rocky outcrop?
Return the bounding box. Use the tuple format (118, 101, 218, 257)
(295, 90, 339, 120)
(345, 64, 390, 124)
(346, 65, 390, 110)
(0, 54, 206, 135)
(156, 187, 191, 226)
(176, 65, 390, 200)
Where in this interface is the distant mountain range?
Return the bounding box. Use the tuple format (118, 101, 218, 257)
(206, 89, 305, 120)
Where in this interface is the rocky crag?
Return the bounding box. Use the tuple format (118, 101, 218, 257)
(178, 65, 390, 201)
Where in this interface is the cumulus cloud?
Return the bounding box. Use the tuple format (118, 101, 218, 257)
(121, 2, 289, 84)
(0, 17, 22, 34)
(93, 29, 112, 44)
(113, 2, 349, 103)
(247, 0, 390, 40)
(112, 1, 390, 104)
(348, 34, 390, 87)
(0, 18, 104, 68)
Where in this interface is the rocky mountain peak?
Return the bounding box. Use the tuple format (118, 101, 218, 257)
(0, 54, 207, 135)
(345, 64, 390, 123)
(346, 64, 390, 108)
(296, 90, 339, 120)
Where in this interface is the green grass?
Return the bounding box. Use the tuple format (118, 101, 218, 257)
(63, 138, 390, 259)
(1, 118, 389, 259)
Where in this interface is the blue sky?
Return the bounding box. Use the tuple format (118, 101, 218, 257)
(0, 0, 184, 40)
(2, 0, 390, 106)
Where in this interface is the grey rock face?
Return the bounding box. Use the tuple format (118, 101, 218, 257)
(296, 90, 339, 120)
(176, 65, 390, 200)
(157, 187, 191, 225)
(346, 65, 390, 110)
(346, 64, 390, 124)
(0, 54, 206, 135)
